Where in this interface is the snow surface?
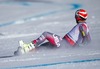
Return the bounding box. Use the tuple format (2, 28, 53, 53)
(0, 0, 100, 69)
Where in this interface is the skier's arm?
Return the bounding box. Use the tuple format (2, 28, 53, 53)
(79, 25, 91, 44)
(79, 26, 86, 37)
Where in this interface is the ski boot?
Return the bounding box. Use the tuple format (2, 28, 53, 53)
(14, 40, 35, 55)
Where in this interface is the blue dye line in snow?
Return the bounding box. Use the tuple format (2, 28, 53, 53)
(2, 58, 100, 69)
(70, 3, 82, 9)
(0, 2, 81, 27)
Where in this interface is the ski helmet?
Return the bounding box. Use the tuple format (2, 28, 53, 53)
(75, 9, 88, 21)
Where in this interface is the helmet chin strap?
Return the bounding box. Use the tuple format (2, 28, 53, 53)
(76, 20, 86, 24)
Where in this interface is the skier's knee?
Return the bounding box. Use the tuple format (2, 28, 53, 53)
(42, 31, 49, 36)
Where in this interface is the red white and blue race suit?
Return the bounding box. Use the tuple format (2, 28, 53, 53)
(32, 22, 91, 47)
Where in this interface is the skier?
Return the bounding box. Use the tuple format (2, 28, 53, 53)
(15, 9, 91, 55)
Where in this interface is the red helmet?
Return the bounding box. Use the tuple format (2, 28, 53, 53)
(75, 9, 88, 21)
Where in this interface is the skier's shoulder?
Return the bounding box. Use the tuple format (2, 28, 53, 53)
(79, 22, 89, 29)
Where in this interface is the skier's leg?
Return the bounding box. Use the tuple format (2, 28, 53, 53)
(15, 32, 62, 55)
(32, 31, 62, 47)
